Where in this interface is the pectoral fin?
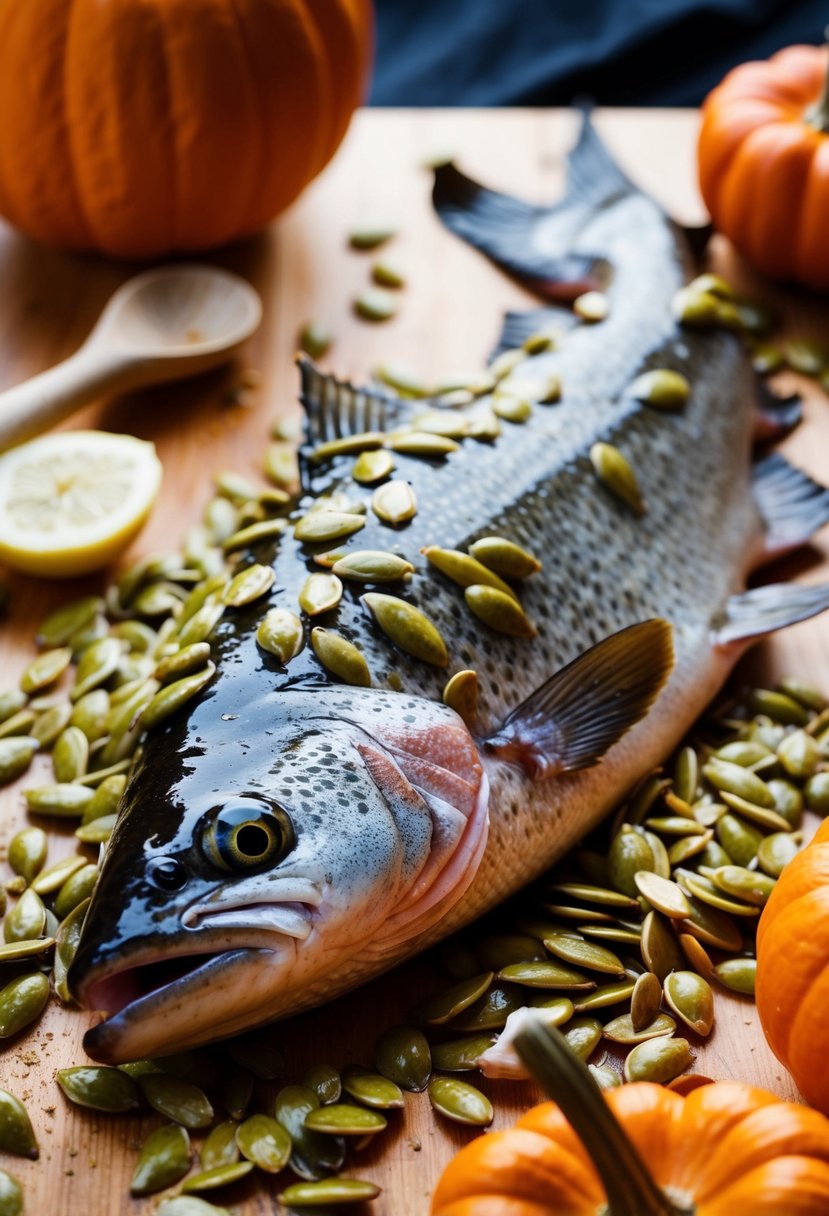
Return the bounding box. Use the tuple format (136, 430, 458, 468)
(752, 452, 829, 559)
(715, 583, 829, 647)
(484, 619, 674, 781)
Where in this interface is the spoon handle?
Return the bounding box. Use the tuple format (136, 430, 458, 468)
(0, 349, 128, 452)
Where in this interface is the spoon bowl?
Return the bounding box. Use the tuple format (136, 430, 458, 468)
(0, 264, 263, 451)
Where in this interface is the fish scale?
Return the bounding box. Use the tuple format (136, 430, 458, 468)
(69, 116, 829, 1061)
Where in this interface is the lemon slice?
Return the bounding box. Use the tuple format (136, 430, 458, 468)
(0, 431, 163, 578)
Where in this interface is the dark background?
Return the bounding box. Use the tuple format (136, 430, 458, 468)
(370, 0, 827, 106)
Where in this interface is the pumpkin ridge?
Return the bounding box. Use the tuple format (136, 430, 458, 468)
(223, 0, 269, 235)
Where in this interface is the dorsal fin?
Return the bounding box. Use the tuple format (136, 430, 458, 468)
(484, 619, 674, 781)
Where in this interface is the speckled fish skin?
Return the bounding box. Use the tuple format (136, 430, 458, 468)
(70, 120, 813, 1063)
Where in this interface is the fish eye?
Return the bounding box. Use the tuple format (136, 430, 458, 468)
(200, 800, 294, 872)
(147, 857, 187, 891)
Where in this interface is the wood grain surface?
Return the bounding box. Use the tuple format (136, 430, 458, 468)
(1, 108, 828, 1215)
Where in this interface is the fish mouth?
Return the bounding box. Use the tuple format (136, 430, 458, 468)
(77, 879, 323, 1063)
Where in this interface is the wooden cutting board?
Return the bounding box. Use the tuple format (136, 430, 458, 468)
(1, 107, 828, 1216)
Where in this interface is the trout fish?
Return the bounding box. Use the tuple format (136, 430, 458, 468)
(71, 117, 829, 1062)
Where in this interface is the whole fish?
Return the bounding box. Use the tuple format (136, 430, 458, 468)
(71, 117, 829, 1062)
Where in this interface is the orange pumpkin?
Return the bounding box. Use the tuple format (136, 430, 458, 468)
(432, 1023, 829, 1216)
(0, 0, 372, 259)
(697, 43, 829, 289)
(756, 817, 829, 1116)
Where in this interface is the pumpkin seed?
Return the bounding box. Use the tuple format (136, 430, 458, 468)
(590, 442, 645, 516)
(332, 551, 413, 584)
(0, 938, 55, 963)
(0, 712, 35, 741)
(717, 791, 792, 834)
(573, 979, 636, 1013)
(749, 688, 811, 726)
(0, 973, 49, 1038)
(779, 675, 826, 710)
(52, 725, 90, 783)
(4, 889, 46, 943)
(630, 972, 662, 1031)
(498, 960, 595, 989)
(153, 644, 212, 685)
(468, 536, 541, 579)
(542, 933, 625, 976)
(71, 637, 125, 701)
(264, 441, 298, 491)
(370, 480, 418, 527)
(135, 1075, 213, 1128)
(522, 328, 558, 355)
(629, 369, 690, 410)
(766, 778, 804, 826)
(54, 898, 90, 1003)
(30, 702, 72, 747)
(640, 910, 684, 980)
(777, 728, 821, 778)
(644, 817, 708, 838)
(294, 510, 366, 545)
(803, 771, 829, 813)
(280, 1179, 381, 1207)
(579, 923, 642, 946)
(574, 290, 609, 321)
(489, 349, 526, 380)
(712, 865, 776, 907)
(0, 691, 27, 724)
(23, 782, 94, 818)
(0, 1169, 21, 1216)
(422, 546, 516, 599)
(713, 958, 756, 996)
(220, 564, 274, 609)
(257, 608, 304, 664)
(370, 259, 406, 289)
(492, 393, 532, 423)
(757, 831, 801, 877)
(299, 319, 332, 359)
(157, 1199, 231, 1216)
(30, 854, 86, 896)
(478, 934, 546, 967)
(602, 1012, 676, 1045)
(299, 573, 343, 616)
(75, 814, 117, 843)
(429, 1034, 497, 1071)
(678, 933, 715, 982)
(0, 1090, 38, 1159)
(8, 827, 47, 885)
(589, 1064, 622, 1091)
(311, 433, 385, 464)
(58, 1066, 141, 1113)
(53, 863, 98, 920)
(442, 669, 478, 727)
(274, 1084, 346, 1181)
(679, 894, 743, 952)
(373, 1024, 431, 1091)
(663, 970, 714, 1036)
(0, 737, 38, 787)
(352, 449, 395, 485)
(139, 664, 216, 731)
(221, 518, 285, 554)
(467, 406, 502, 441)
(549, 881, 639, 910)
(182, 1162, 254, 1192)
(311, 628, 371, 686)
(69, 688, 110, 742)
(411, 410, 470, 439)
(667, 833, 713, 866)
(624, 1037, 693, 1084)
(385, 431, 460, 459)
(428, 1077, 493, 1127)
(464, 584, 535, 638)
(37, 597, 104, 648)
(452, 983, 526, 1031)
(563, 1016, 603, 1061)
(304, 1103, 387, 1137)
(284, 1066, 336, 1110)
(218, 1067, 254, 1121)
(715, 740, 773, 766)
(752, 344, 784, 375)
(702, 758, 775, 807)
(361, 594, 448, 666)
(131, 1124, 191, 1195)
(20, 647, 73, 695)
(633, 871, 691, 918)
(410, 972, 493, 1025)
(341, 1067, 404, 1110)
(354, 288, 397, 321)
(715, 813, 763, 867)
(198, 1123, 240, 1172)
(784, 338, 826, 375)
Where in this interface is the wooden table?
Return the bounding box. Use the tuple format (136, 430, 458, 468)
(1, 108, 828, 1215)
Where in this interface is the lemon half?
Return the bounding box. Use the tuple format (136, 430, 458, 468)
(0, 431, 163, 578)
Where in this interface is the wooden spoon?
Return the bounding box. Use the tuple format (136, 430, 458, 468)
(0, 264, 263, 451)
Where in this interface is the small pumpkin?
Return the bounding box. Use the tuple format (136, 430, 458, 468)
(697, 42, 829, 289)
(0, 0, 372, 259)
(756, 817, 829, 1116)
(431, 1022, 829, 1216)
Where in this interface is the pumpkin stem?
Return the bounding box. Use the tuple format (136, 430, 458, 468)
(806, 27, 829, 133)
(515, 1024, 690, 1216)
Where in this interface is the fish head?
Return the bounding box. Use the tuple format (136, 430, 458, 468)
(70, 685, 488, 1062)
